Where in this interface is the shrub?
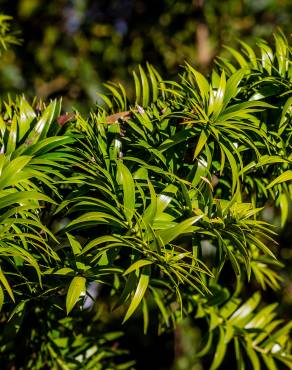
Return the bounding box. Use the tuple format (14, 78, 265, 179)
(0, 30, 291, 369)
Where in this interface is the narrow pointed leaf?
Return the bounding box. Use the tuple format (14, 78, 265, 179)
(157, 215, 204, 246)
(66, 233, 82, 255)
(123, 267, 150, 323)
(123, 260, 153, 276)
(266, 171, 292, 189)
(0, 268, 15, 302)
(0, 286, 3, 312)
(194, 130, 208, 159)
(210, 326, 227, 370)
(66, 276, 86, 315)
(117, 160, 135, 223)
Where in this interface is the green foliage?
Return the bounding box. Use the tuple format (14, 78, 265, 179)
(0, 32, 291, 369)
(0, 14, 20, 53)
(194, 291, 292, 369)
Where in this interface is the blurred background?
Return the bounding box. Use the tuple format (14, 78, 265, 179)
(0, 1, 291, 369)
(0, 0, 291, 112)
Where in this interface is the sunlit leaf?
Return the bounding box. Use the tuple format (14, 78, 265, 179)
(66, 276, 86, 315)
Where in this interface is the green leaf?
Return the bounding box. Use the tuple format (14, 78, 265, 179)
(66, 276, 86, 315)
(6, 117, 17, 154)
(81, 235, 120, 255)
(212, 71, 226, 118)
(123, 259, 153, 275)
(146, 62, 158, 102)
(18, 97, 36, 140)
(210, 326, 227, 370)
(234, 337, 245, 370)
(186, 62, 209, 103)
(262, 355, 277, 370)
(142, 297, 149, 334)
(139, 65, 150, 107)
(223, 69, 246, 108)
(263, 321, 292, 346)
(117, 160, 135, 223)
(156, 215, 204, 246)
(133, 70, 141, 105)
(224, 46, 248, 68)
(219, 142, 239, 193)
(123, 266, 150, 323)
(244, 343, 261, 370)
(0, 286, 4, 312)
(142, 179, 157, 226)
(67, 212, 125, 229)
(266, 170, 292, 189)
(150, 287, 170, 327)
(0, 156, 31, 190)
(53, 268, 75, 275)
(279, 193, 289, 228)
(97, 92, 113, 110)
(26, 100, 60, 143)
(229, 292, 261, 325)
(274, 31, 288, 75)
(103, 83, 125, 111)
(239, 40, 257, 68)
(194, 130, 209, 159)
(195, 331, 214, 358)
(66, 233, 82, 255)
(8, 300, 27, 322)
(0, 267, 15, 302)
(22, 136, 74, 156)
(0, 191, 54, 210)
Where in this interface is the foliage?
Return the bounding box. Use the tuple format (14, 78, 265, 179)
(0, 30, 291, 369)
(0, 0, 291, 110)
(0, 14, 20, 53)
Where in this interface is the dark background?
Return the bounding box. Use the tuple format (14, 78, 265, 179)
(0, 0, 291, 113)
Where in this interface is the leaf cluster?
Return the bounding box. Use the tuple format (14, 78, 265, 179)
(0, 32, 291, 369)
